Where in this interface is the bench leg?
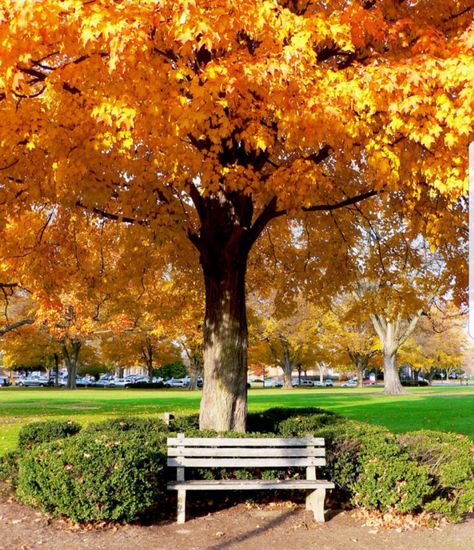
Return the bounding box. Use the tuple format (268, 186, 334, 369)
(306, 489, 326, 523)
(177, 490, 186, 524)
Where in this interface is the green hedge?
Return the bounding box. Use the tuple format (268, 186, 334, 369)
(18, 420, 82, 450)
(17, 431, 167, 522)
(399, 430, 474, 520)
(5, 409, 473, 523)
(84, 416, 167, 436)
(247, 407, 341, 434)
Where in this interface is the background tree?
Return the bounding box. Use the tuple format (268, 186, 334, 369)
(1, 324, 60, 377)
(412, 304, 468, 383)
(330, 301, 380, 387)
(343, 200, 462, 394)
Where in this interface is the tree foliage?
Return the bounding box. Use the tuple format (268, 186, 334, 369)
(0, 0, 471, 429)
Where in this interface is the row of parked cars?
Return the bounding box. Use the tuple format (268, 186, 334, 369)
(15, 375, 95, 387)
(94, 374, 202, 388)
(293, 379, 334, 387)
(249, 378, 335, 387)
(9, 373, 203, 388)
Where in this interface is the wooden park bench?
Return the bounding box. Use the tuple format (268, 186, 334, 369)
(167, 433, 334, 524)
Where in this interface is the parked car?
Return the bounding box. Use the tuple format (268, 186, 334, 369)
(166, 377, 189, 388)
(292, 379, 314, 387)
(77, 376, 95, 387)
(131, 376, 150, 384)
(95, 378, 114, 387)
(341, 380, 358, 387)
(261, 379, 283, 388)
(113, 378, 127, 387)
(16, 376, 52, 387)
(0, 375, 10, 387)
(362, 379, 375, 386)
(325, 379, 333, 387)
(58, 376, 95, 387)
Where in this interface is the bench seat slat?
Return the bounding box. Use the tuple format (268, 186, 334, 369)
(167, 457, 326, 467)
(168, 479, 335, 491)
(167, 437, 324, 447)
(168, 447, 325, 458)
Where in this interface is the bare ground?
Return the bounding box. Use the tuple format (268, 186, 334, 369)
(0, 496, 473, 550)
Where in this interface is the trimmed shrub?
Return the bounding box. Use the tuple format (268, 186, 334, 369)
(84, 416, 167, 436)
(352, 452, 432, 513)
(276, 412, 342, 437)
(18, 420, 82, 450)
(316, 420, 434, 513)
(399, 430, 474, 520)
(10, 409, 471, 523)
(168, 413, 199, 433)
(247, 407, 340, 434)
(0, 449, 23, 493)
(17, 430, 167, 522)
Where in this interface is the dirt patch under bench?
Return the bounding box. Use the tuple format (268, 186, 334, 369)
(0, 496, 473, 550)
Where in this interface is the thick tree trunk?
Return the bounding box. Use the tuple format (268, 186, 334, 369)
(282, 356, 293, 389)
(348, 352, 367, 387)
(62, 340, 81, 390)
(356, 363, 364, 387)
(147, 361, 153, 382)
(188, 368, 198, 390)
(54, 353, 59, 386)
(383, 352, 404, 394)
(199, 258, 248, 432)
(66, 362, 77, 389)
(425, 367, 436, 385)
(318, 363, 325, 384)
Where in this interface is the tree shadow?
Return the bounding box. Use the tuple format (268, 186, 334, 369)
(205, 508, 298, 550)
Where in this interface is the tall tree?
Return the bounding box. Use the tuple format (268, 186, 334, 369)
(330, 302, 380, 387)
(250, 293, 336, 388)
(0, 0, 472, 429)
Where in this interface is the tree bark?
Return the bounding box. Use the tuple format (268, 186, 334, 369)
(53, 353, 59, 386)
(383, 352, 404, 394)
(147, 359, 153, 382)
(356, 360, 364, 387)
(62, 340, 81, 389)
(188, 366, 198, 390)
(348, 351, 369, 387)
(317, 362, 325, 384)
(198, 249, 249, 432)
(426, 368, 435, 385)
(370, 313, 422, 396)
(282, 349, 295, 389)
(181, 344, 202, 390)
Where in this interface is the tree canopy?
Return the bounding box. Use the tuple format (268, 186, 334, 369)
(0, 0, 472, 429)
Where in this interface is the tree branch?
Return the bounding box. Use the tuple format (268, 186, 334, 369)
(301, 189, 378, 213)
(0, 318, 33, 337)
(75, 201, 148, 225)
(370, 314, 386, 343)
(397, 309, 424, 348)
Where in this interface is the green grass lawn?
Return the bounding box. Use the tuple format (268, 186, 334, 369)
(0, 385, 473, 455)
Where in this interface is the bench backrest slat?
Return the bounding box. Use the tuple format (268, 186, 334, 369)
(167, 437, 324, 447)
(168, 457, 326, 468)
(168, 447, 325, 458)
